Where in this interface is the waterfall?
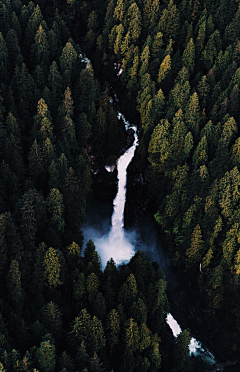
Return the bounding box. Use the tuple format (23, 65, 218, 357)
(88, 113, 138, 267)
(109, 113, 138, 246)
(83, 111, 215, 366)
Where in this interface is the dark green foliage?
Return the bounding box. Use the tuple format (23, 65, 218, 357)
(71, 0, 240, 366)
(36, 339, 56, 372)
(0, 0, 240, 370)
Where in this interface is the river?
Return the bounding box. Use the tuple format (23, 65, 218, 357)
(82, 113, 216, 370)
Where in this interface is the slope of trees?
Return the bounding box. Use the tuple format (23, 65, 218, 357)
(1, 0, 240, 369)
(64, 0, 240, 365)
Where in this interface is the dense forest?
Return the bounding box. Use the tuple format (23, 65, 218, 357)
(0, 0, 240, 370)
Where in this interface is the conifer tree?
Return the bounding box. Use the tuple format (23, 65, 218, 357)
(186, 92, 201, 139)
(172, 329, 191, 371)
(106, 309, 120, 354)
(47, 188, 65, 233)
(41, 301, 62, 338)
(158, 54, 171, 84)
(124, 318, 140, 352)
(31, 24, 49, 66)
(59, 41, 77, 74)
(24, 4, 43, 52)
(186, 224, 204, 268)
(36, 340, 56, 372)
(7, 259, 22, 305)
(158, 0, 180, 41)
(182, 38, 195, 74)
(0, 32, 10, 84)
(43, 247, 63, 289)
(148, 119, 171, 171)
(28, 138, 44, 183)
(6, 29, 20, 66)
(127, 3, 142, 43)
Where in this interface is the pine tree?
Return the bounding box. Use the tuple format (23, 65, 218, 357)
(76, 113, 91, 148)
(127, 3, 142, 43)
(76, 341, 89, 370)
(152, 32, 163, 60)
(93, 292, 107, 322)
(36, 340, 56, 372)
(113, 0, 125, 22)
(47, 188, 65, 233)
(124, 318, 140, 352)
(28, 139, 44, 183)
(20, 189, 46, 248)
(158, 0, 180, 41)
(48, 61, 63, 117)
(130, 298, 147, 324)
(71, 308, 91, 348)
(41, 301, 62, 338)
(185, 92, 201, 139)
(6, 29, 20, 66)
(48, 160, 59, 190)
(182, 38, 195, 74)
(74, 273, 86, 307)
(148, 119, 171, 171)
(186, 224, 204, 268)
(5, 113, 25, 178)
(172, 329, 191, 371)
(139, 45, 150, 78)
(24, 4, 43, 52)
(119, 274, 138, 307)
(59, 41, 77, 74)
(12, 11, 21, 41)
(64, 167, 84, 228)
(0, 32, 9, 84)
(32, 242, 46, 295)
(31, 24, 49, 66)
(86, 272, 99, 302)
(192, 135, 208, 169)
(158, 54, 171, 84)
(88, 316, 106, 354)
(76, 64, 98, 119)
(114, 23, 124, 55)
(58, 87, 77, 154)
(7, 259, 22, 305)
(229, 85, 240, 120)
(139, 323, 151, 352)
(0, 214, 9, 276)
(148, 334, 161, 372)
(88, 352, 105, 372)
(106, 309, 120, 354)
(59, 351, 74, 372)
(171, 109, 188, 165)
(168, 67, 190, 119)
(43, 247, 63, 289)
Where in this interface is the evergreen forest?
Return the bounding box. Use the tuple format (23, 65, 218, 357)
(0, 0, 240, 371)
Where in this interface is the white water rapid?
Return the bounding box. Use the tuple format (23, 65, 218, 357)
(109, 113, 138, 246)
(166, 313, 215, 364)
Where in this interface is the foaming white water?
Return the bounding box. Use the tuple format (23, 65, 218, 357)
(91, 113, 138, 267)
(189, 338, 215, 364)
(166, 313, 182, 337)
(109, 123, 138, 243)
(105, 165, 115, 172)
(166, 313, 215, 364)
